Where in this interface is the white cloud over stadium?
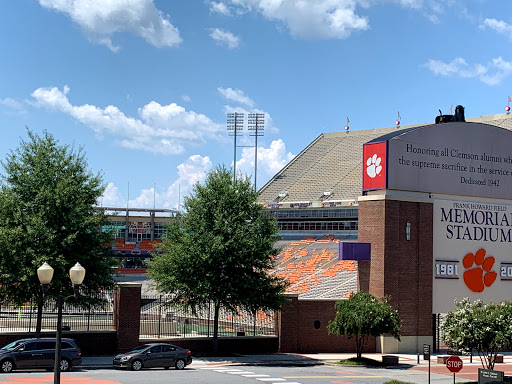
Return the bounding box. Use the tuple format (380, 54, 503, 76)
(38, 0, 182, 51)
(30, 85, 224, 155)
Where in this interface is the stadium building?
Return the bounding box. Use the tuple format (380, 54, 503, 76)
(105, 109, 512, 353)
(257, 108, 512, 353)
(99, 207, 176, 270)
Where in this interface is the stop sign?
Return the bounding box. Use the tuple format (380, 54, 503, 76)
(446, 356, 463, 372)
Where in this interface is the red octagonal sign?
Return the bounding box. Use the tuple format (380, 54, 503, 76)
(446, 356, 463, 373)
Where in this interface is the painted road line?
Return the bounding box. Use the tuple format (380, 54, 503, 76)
(227, 371, 256, 374)
(242, 374, 271, 378)
(257, 379, 286, 382)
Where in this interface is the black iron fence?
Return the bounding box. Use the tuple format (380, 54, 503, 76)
(0, 290, 115, 333)
(140, 295, 276, 338)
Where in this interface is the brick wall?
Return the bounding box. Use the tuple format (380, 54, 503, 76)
(142, 336, 279, 355)
(0, 331, 117, 356)
(278, 295, 376, 353)
(358, 199, 433, 337)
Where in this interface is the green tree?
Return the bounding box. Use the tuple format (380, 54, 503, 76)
(327, 292, 401, 359)
(441, 298, 512, 370)
(149, 165, 288, 353)
(0, 130, 116, 336)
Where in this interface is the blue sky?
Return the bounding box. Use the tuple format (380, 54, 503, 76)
(0, 0, 510, 211)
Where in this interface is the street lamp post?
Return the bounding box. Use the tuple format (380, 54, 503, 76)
(37, 262, 86, 384)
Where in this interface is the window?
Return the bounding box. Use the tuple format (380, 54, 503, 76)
(23, 343, 38, 351)
(38, 341, 56, 350)
(149, 346, 162, 353)
(61, 342, 74, 350)
(161, 345, 176, 352)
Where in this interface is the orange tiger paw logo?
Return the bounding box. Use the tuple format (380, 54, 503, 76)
(463, 248, 497, 292)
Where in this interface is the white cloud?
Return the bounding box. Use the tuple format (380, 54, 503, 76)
(210, 28, 240, 48)
(218, 87, 255, 107)
(31, 86, 224, 155)
(481, 18, 512, 41)
(424, 57, 512, 85)
(236, 139, 295, 189)
(223, 0, 369, 39)
(397, 0, 423, 9)
(210, 1, 231, 15)
(0, 98, 27, 114)
(38, 0, 182, 51)
(219, 0, 467, 38)
(100, 155, 212, 210)
(98, 182, 124, 207)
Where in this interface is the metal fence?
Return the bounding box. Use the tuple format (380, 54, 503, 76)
(140, 295, 276, 339)
(0, 290, 115, 333)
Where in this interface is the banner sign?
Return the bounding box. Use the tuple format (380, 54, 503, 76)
(363, 122, 512, 200)
(433, 199, 512, 313)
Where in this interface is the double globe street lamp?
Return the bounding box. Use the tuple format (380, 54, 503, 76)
(37, 262, 86, 384)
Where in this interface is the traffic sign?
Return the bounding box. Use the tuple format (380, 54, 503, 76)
(423, 344, 430, 360)
(446, 355, 463, 373)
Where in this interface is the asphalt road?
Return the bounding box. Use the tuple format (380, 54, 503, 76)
(0, 363, 467, 384)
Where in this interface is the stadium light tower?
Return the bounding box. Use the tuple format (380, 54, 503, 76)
(227, 112, 244, 183)
(248, 113, 265, 191)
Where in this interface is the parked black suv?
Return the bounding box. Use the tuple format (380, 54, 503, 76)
(0, 338, 82, 373)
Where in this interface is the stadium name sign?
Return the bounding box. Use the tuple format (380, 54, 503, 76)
(362, 122, 512, 200)
(441, 202, 512, 242)
(433, 199, 512, 313)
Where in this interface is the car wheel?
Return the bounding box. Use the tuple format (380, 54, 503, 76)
(1, 359, 14, 373)
(60, 358, 72, 372)
(131, 360, 143, 371)
(175, 359, 186, 370)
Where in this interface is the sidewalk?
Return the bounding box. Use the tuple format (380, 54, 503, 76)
(81, 352, 512, 371)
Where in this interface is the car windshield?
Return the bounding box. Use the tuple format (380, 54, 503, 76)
(130, 345, 151, 353)
(1, 341, 26, 351)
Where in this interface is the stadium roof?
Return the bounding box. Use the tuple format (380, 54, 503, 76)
(258, 112, 512, 205)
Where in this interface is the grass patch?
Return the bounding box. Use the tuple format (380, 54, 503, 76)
(383, 381, 416, 384)
(334, 357, 385, 366)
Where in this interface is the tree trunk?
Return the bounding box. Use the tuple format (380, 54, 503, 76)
(212, 302, 220, 355)
(355, 335, 362, 359)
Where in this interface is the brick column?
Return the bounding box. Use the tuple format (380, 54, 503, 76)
(276, 294, 298, 352)
(114, 283, 142, 353)
(358, 198, 433, 353)
(357, 260, 370, 293)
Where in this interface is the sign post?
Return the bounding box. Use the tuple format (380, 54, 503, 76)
(446, 355, 463, 384)
(423, 344, 431, 384)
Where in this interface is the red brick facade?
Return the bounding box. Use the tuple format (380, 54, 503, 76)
(113, 283, 141, 353)
(277, 295, 376, 353)
(358, 199, 433, 337)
